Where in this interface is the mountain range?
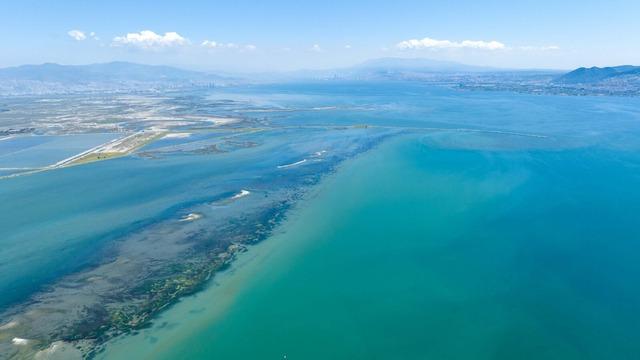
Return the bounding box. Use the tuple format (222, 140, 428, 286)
(0, 62, 232, 95)
(553, 65, 640, 85)
(352, 57, 500, 73)
(0, 61, 223, 84)
(0, 60, 638, 95)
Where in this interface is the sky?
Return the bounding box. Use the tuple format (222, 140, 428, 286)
(1, 0, 639, 72)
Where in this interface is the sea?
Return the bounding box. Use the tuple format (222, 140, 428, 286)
(2, 81, 640, 359)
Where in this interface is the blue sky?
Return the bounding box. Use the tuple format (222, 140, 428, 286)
(1, 0, 639, 71)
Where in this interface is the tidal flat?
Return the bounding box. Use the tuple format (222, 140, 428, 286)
(2, 82, 640, 359)
(0, 124, 393, 358)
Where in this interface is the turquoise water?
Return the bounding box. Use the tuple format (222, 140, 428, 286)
(100, 131, 640, 359)
(0, 125, 381, 311)
(0, 133, 119, 170)
(3, 82, 640, 358)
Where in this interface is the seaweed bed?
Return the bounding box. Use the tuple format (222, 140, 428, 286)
(0, 127, 395, 359)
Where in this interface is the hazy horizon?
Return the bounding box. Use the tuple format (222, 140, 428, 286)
(0, 56, 576, 74)
(2, 0, 639, 72)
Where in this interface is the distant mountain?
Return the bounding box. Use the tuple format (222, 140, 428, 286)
(554, 65, 640, 84)
(0, 62, 234, 95)
(0, 61, 222, 83)
(301, 57, 567, 83)
(0, 62, 202, 83)
(353, 57, 498, 73)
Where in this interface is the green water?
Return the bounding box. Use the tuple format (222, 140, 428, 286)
(100, 133, 640, 359)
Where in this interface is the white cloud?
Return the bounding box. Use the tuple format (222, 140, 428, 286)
(344, 44, 352, 49)
(201, 40, 218, 48)
(518, 45, 560, 51)
(397, 37, 506, 50)
(112, 30, 188, 49)
(311, 44, 323, 52)
(68, 30, 86, 41)
(201, 40, 256, 51)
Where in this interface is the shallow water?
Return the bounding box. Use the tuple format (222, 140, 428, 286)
(0, 126, 380, 311)
(99, 131, 640, 359)
(3, 82, 640, 358)
(0, 133, 119, 172)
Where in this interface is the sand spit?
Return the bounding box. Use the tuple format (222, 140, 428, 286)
(180, 115, 240, 126)
(34, 341, 83, 360)
(53, 130, 165, 167)
(0, 321, 18, 331)
(163, 132, 192, 139)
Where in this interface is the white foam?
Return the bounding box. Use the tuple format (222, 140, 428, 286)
(231, 189, 251, 199)
(12, 337, 29, 345)
(277, 159, 307, 169)
(179, 213, 202, 222)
